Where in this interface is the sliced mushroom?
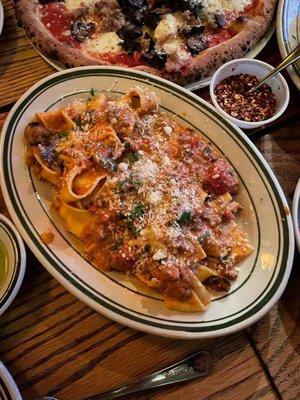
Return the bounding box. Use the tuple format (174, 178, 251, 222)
(187, 35, 208, 55)
(71, 20, 96, 42)
(141, 50, 167, 69)
(38, 142, 58, 167)
(24, 122, 52, 145)
(182, 25, 205, 37)
(117, 24, 143, 41)
(118, 0, 147, 10)
(214, 11, 226, 28)
(39, 0, 64, 4)
(121, 39, 142, 54)
(144, 11, 161, 30)
(203, 276, 231, 292)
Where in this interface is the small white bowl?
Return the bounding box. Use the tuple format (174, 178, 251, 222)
(210, 59, 290, 129)
(292, 178, 300, 253)
(0, 362, 22, 400)
(0, 213, 26, 316)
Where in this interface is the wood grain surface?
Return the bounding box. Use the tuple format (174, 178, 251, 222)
(0, 0, 54, 107)
(0, 1, 299, 399)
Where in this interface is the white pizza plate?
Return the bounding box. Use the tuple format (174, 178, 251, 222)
(292, 178, 300, 253)
(0, 1, 4, 36)
(26, 18, 275, 91)
(0, 213, 26, 316)
(0, 66, 294, 339)
(277, 0, 300, 90)
(0, 362, 22, 400)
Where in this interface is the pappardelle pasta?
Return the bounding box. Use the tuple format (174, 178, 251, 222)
(24, 87, 253, 312)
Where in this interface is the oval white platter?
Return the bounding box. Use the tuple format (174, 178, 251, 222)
(0, 362, 22, 400)
(0, 66, 294, 339)
(277, 0, 300, 90)
(0, 213, 26, 316)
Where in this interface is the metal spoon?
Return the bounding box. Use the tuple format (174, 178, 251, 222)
(248, 43, 300, 93)
(89, 350, 212, 400)
(36, 350, 212, 400)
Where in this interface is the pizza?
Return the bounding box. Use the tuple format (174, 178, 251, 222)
(24, 86, 253, 312)
(14, 0, 276, 84)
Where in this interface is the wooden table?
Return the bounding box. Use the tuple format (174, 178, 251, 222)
(0, 1, 299, 399)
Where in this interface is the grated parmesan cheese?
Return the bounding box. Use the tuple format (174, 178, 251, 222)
(202, 0, 252, 13)
(153, 249, 168, 260)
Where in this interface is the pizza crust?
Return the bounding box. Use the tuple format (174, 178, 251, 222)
(14, 0, 276, 84)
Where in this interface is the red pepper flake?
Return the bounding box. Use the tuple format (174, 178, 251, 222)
(215, 74, 276, 122)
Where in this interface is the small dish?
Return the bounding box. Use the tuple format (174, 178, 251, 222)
(292, 178, 300, 253)
(0, 213, 26, 316)
(0, 361, 22, 400)
(0, 1, 4, 36)
(210, 59, 290, 129)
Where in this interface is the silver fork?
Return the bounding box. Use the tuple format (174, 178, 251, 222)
(37, 350, 212, 400)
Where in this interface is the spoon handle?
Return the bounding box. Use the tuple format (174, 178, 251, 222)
(86, 350, 212, 400)
(249, 43, 300, 93)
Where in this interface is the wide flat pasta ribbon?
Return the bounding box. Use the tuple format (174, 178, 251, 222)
(55, 197, 98, 238)
(60, 166, 107, 203)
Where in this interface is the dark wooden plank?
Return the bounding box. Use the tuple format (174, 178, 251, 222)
(0, 0, 55, 107)
(0, 264, 277, 400)
(247, 121, 300, 400)
(247, 254, 300, 400)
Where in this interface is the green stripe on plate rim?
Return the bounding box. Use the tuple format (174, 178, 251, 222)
(2, 69, 288, 328)
(1, 68, 290, 332)
(0, 375, 13, 400)
(0, 220, 21, 310)
(282, 0, 300, 76)
(1, 69, 287, 329)
(6, 78, 269, 322)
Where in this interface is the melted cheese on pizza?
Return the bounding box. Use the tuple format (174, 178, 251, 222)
(202, 0, 253, 13)
(85, 32, 123, 54)
(64, 0, 96, 12)
(24, 87, 253, 312)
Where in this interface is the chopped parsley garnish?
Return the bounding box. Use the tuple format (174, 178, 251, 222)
(128, 151, 141, 163)
(115, 177, 142, 192)
(74, 116, 83, 129)
(112, 237, 124, 251)
(117, 212, 126, 220)
(119, 203, 146, 238)
(90, 88, 95, 97)
(198, 231, 211, 245)
(58, 131, 69, 138)
(177, 211, 192, 225)
(221, 254, 229, 262)
(124, 142, 132, 150)
(116, 178, 130, 191)
(203, 146, 212, 156)
(133, 178, 143, 187)
(126, 221, 141, 238)
(131, 203, 145, 218)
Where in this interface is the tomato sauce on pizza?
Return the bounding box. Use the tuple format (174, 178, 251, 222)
(15, 0, 276, 84)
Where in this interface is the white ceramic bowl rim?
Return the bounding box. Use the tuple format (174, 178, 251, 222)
(0, 213, 26, 316)
(210, 58, 290, 127)
(292, 178, 300, 253)
(0, 362, 22, 400)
